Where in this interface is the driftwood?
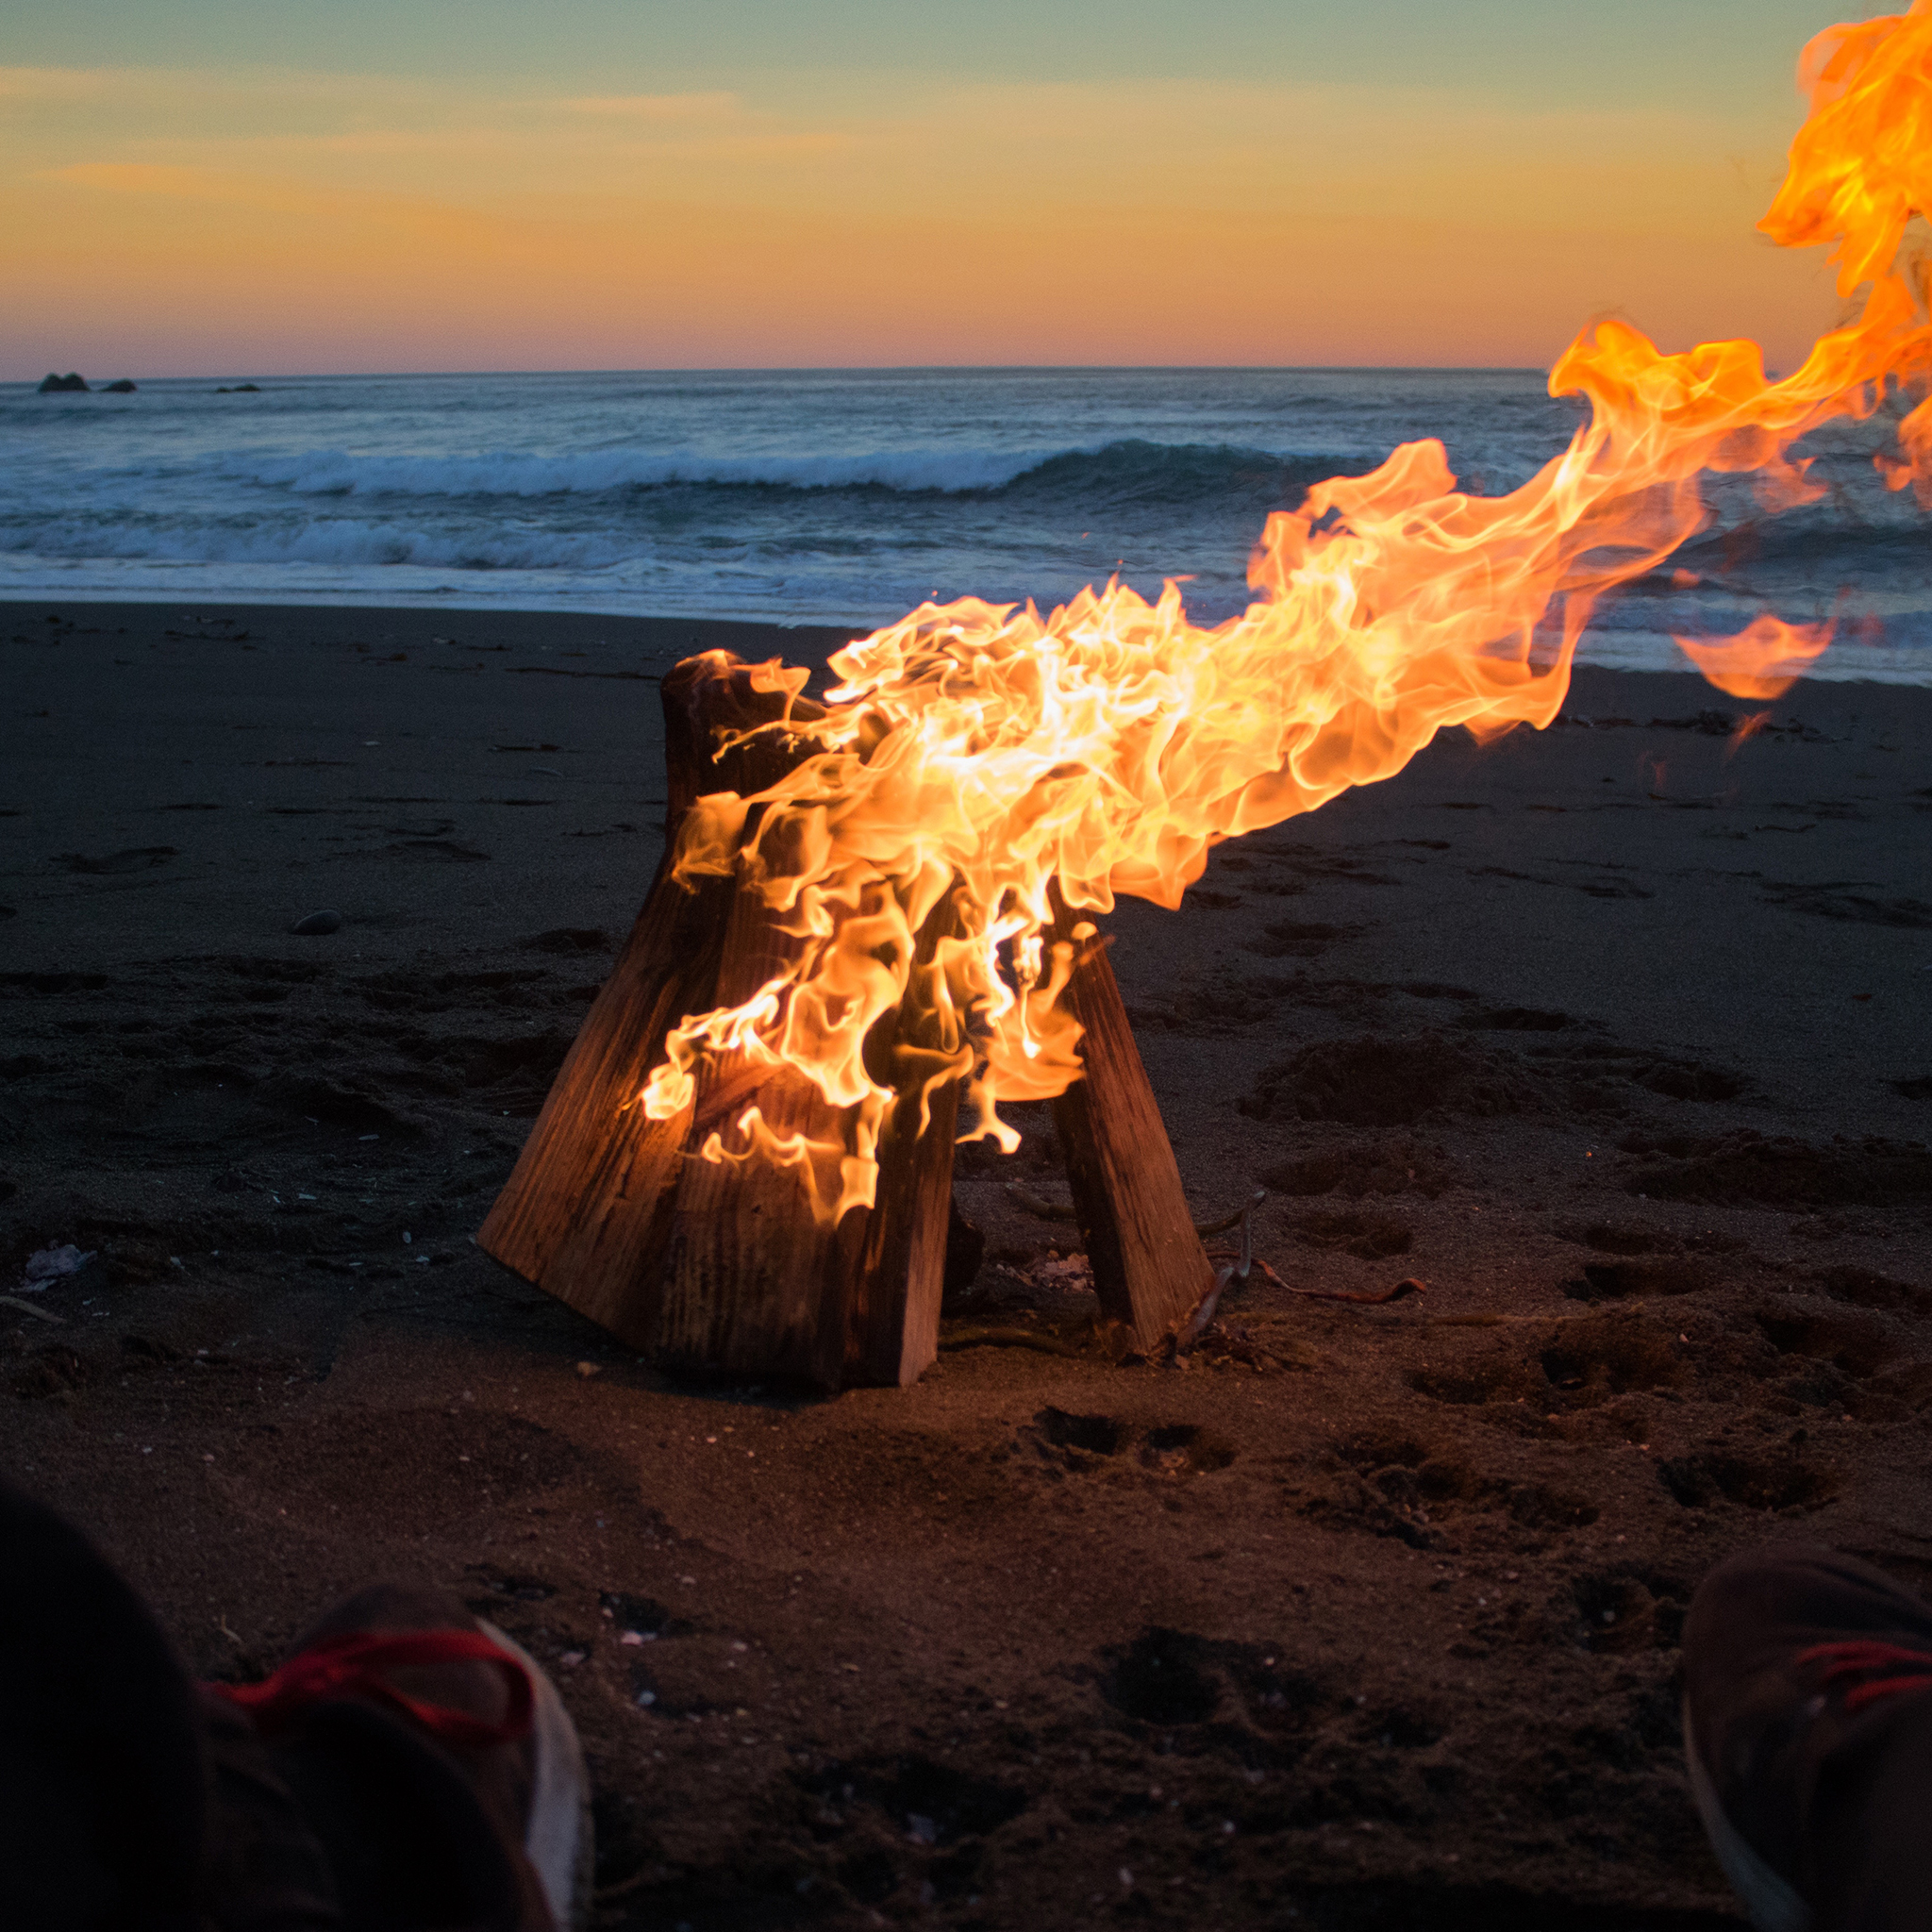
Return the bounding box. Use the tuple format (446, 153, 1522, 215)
(478, 651, 1209, 1388)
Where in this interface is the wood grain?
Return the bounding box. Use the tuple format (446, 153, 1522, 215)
(655, 873, 858, 1389)
(476, 653, 827, 1348)
(843, 890, 967, 1387)
(1048, 897, 1213, 1353)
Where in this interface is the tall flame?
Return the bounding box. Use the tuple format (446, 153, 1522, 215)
(644, 5, 1932, 1221)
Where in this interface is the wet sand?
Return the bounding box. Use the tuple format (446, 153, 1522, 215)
(4, 599, 1932, 1930)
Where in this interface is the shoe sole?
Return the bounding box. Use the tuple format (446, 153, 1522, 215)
(1680, 1691, 1809, 1932)
(482, 1620, 594, 1932)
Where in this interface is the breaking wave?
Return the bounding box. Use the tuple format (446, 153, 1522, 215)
(225, 439, 1354, 512)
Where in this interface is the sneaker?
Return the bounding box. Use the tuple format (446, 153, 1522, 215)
(1681, 1543, 1932, 1932)
(2, 1482, 592, 1928)
(209, 1584, 593, 1932)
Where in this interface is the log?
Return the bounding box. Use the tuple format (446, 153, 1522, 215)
(653, 865, 859, 1388)
(475, 654, 824, 1347)
(844, 1072, 959, 1385)
(1048, 895, 1214, 1353)
(656, 879, 967, 1391)
(842, 891, 967, 1388)
(484, 649, 961, 1389)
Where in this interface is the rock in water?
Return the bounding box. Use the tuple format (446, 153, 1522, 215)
(100, 378, 137, 393)
(37, 373, 89, 393)
(291, 909, 343, 936)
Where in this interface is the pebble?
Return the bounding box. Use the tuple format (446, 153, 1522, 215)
(291, 909, 342, 936)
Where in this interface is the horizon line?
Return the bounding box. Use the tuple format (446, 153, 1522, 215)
(10, 361, 1556, 385)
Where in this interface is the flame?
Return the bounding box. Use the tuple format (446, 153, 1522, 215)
(1674, 611, 1837, 698)
(644, 6, 1932, 1222)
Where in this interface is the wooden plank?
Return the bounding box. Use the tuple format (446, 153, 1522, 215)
(475, 862, 728, 1347)
(844, 1079, 961, 1387)
(1048, 896, 1213, 1353)
(842, 891, 967, 1388)
(477, 653, 828, 1348)
(654, 877, 859, 1389)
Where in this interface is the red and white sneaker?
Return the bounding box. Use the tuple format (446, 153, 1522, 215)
(3, 1482, 593, 1930)
(208, 1584, 593, 1931)
(1682, 1544, 1932, 1932)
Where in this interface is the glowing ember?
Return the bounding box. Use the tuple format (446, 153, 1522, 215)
(642, 6, 1932, 1221)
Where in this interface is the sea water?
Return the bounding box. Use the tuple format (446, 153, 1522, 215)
(4, 366, 1928, 680)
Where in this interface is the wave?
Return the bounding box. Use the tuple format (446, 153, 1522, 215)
(220, 439, 1355, 510)
(238, 445, 1044, 499)
(1674, 516, 1932, 572)
(1001, 442, 1353, 514)
(0, 518, 634, 574)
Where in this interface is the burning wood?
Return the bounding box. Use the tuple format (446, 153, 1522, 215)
(481, 653, 1210, 1386)
(477, 657, 815, 1356)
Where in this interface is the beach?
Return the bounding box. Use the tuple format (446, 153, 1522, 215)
(5, 597, 1932, 1928)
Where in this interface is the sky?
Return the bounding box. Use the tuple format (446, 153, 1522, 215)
(0, 1, 1882, 375)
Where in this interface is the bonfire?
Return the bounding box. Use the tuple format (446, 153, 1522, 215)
(484, 3, 1932, 1387)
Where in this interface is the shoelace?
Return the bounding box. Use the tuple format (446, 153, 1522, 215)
(1797, 1639, 1932, 1714)
(208, 1629, 534, 1748)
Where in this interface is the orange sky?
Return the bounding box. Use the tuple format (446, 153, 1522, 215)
(0, 15, 1859, 375)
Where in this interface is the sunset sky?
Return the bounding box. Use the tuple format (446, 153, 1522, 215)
(1, 1, 1870, 376)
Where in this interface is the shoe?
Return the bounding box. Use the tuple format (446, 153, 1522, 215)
(1681, 1544, 1932, 1932)
(0, 1483, 592, 1930)
(209, 1584, 593, 1932)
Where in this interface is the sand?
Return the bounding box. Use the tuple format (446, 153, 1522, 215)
(4, 597, 1932, 1930)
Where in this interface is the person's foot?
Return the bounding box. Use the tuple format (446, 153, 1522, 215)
(210, 1583, 593, 1932)
(0, 1482, 210, 1931)
(1682, 1544, 1932, 1932)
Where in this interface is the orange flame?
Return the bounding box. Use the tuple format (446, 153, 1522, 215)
(1674, 611, 1837, 698)
(645, 5, 1932, 1221)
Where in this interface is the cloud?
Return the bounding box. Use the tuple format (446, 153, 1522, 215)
(5, 57, 1834, 375)
(0, 64, 139, 102)
(46, 161, 239, 199)
(37, 160, 494, 236)
(556, 92, 741, 121)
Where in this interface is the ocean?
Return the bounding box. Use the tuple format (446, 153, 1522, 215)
(6, 366, 1929, 681)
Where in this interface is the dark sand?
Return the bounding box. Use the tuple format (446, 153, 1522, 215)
(5, 599, 1932, 1930)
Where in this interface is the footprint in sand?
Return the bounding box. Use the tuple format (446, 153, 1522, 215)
(381, 838, 491, 862)
(55, 846, 177, 874)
